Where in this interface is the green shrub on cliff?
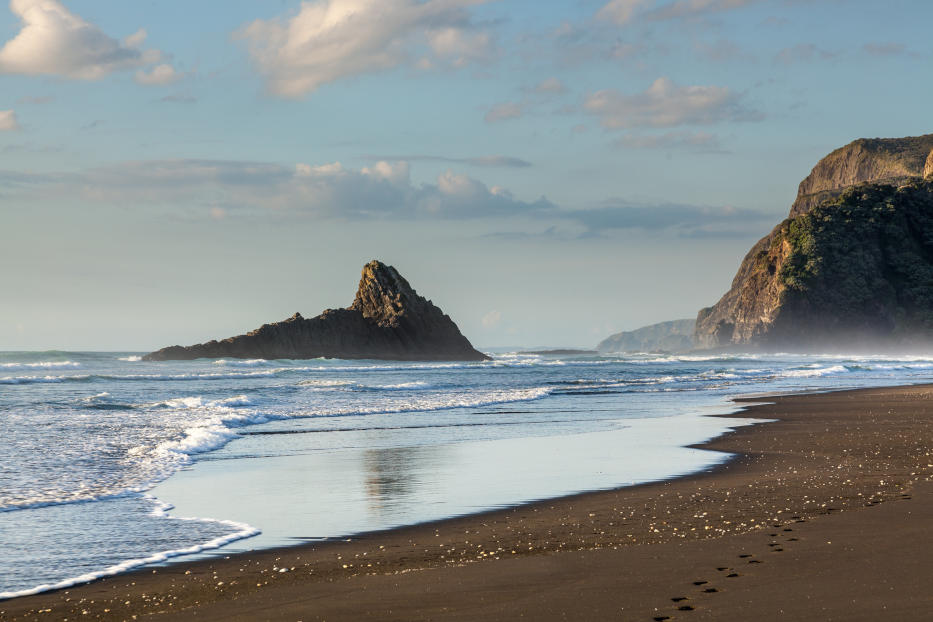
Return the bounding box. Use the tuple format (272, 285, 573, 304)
(774, 180, 933, 334)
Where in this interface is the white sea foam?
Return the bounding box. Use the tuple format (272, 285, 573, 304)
(148, 387, 553, 469)
(370, 381, 431, 390)
(0, 374, 90, 384)
(781, 364, 849, 378)
(118, 355, 143, 362)
(105, 370, 281, 381)
(0, 361, 81, 369)
(212, 359, 272, 367)
(81, 392, 114, 405)
(0, 495, 259, 600)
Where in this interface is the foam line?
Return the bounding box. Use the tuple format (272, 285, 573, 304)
(0, 495, 260, 600)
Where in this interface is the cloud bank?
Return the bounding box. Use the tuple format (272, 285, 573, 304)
(6, 158, 552, 220)
(569, 200, 772, 237)
(1, 157, 771, 238)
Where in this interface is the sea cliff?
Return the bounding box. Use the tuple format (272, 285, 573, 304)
(695, 133, 933, 350)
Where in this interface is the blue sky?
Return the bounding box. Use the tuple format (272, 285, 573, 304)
(1, 0, 931, 350)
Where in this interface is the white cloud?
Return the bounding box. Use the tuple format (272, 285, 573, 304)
(0, 109, 20, 131)
(644, 0, 759, 20)
(135, 63, 182, 86)
(481, 310, 501, 328)
(361, 159, 411, 186)
(484, 101, 525, 123)
(0, 0, 163, 79)
(363, 154, 532, 168)
(584, 77, 761, 129)
(426, 26, 494, 67)
(597, 0, 759, 24)
(597, 0, 651, 25)
(236, 0, 495, 98)
(123, 28, 147, 49)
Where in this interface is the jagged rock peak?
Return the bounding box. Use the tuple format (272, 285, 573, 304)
(351, 260, 419, 327)
(790, 133, 933, 217)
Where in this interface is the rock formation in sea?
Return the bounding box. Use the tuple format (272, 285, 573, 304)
(596, 319, 695, 353)
(695, 133, 933, 350)
(144, 260, 489, 361)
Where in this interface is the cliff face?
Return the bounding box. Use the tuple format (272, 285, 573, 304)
(696, 133, 933, 351)
(596, 319, 695, 353)
(144, 261, 489, 361)
(790, 134, 933, 217)
(695, 180, 933, 350)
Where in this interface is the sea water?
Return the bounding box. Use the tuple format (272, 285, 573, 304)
(2, 350, 932, 597)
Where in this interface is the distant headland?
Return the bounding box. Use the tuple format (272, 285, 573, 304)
(144, 260, 489, 362)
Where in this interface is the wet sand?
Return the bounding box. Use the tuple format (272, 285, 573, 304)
(3, 384, 933, 621)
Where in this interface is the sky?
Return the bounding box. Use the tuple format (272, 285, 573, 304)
(1, 0, 931, 351)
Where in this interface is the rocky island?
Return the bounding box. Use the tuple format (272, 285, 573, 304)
(144, 260, 489, 361)
(695, 133, 933, 350)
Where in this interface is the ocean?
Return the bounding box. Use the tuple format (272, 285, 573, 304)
(2, 349, 932, 599)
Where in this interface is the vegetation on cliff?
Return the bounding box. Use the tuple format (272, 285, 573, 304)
(697, 180, 933, 349)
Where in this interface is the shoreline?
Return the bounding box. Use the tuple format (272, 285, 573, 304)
(4, 383, 933, 620)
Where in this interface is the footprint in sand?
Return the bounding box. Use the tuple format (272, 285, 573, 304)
(693, 580, 708, 586)
(671, 597, 689, 603)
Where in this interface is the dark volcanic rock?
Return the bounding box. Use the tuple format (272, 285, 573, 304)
(695, 177, 933, 351)
(144, 261, 489, 361)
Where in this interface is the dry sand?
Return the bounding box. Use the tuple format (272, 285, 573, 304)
(3, 384, 933, 621)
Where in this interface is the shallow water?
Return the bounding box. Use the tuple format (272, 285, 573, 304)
(2, 350, 932, 597)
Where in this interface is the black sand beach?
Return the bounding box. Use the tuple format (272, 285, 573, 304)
(4, 384, 933, 621)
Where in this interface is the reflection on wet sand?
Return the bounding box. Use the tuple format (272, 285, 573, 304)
(364, 446, 443, 520)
